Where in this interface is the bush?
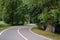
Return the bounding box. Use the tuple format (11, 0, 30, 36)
(0, 21, 9, 27)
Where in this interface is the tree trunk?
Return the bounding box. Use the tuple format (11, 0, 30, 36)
(45, 23, 55, 32)
(28, 16, 30, 24)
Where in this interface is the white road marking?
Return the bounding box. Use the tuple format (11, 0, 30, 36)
(0, 26, 17, 35)
(0, 28, 9, 35)
(0, 25, 53, 40)
(29, 27, 53, 40)
(17, 28, 28, 40)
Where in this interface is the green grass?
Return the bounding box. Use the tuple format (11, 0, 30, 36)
(0, 21, 11, 31)
(0, 26, 11, 31)
(32, 27, 60, 40)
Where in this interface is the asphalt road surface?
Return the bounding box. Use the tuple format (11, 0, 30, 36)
(0, 24, 51, 40)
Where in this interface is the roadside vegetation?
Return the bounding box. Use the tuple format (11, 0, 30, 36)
(32, 27, 60, 40)
(0, 0, 60, 39)
(0, 21, 10, 31)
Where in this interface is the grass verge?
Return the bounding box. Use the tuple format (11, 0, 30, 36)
(32, 27, 60, 40)
(0, 26, 11, 31)
(0, 21, 11, 31)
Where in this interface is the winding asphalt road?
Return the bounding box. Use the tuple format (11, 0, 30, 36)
(0, 24, 52, 40)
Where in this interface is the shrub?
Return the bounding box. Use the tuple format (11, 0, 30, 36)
(0, 21, 9, 27)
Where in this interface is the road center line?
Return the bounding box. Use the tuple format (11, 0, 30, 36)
(17, 28, 28, 40)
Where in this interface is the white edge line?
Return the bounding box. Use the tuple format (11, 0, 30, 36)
(0, 26, 17, 35)
(29, 27, 53, 40)
(17, 28, 28, 40)
(0, 29, 8, 35)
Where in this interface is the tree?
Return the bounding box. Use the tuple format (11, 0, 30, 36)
(4, 0, 23, 25)
(37, 0, 60, 32)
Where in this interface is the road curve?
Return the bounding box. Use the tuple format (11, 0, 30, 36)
(0, 24, 52, 40)
(19, 25, 51, 40)
(0, 27, 25, 40)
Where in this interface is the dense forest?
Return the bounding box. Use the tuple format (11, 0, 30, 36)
(0, 0, 60, 33)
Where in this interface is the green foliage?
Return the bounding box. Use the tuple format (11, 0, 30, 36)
(37, 0, 60, 32)
(0, 21, 9, 27)
(0, 0, 60, 33)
